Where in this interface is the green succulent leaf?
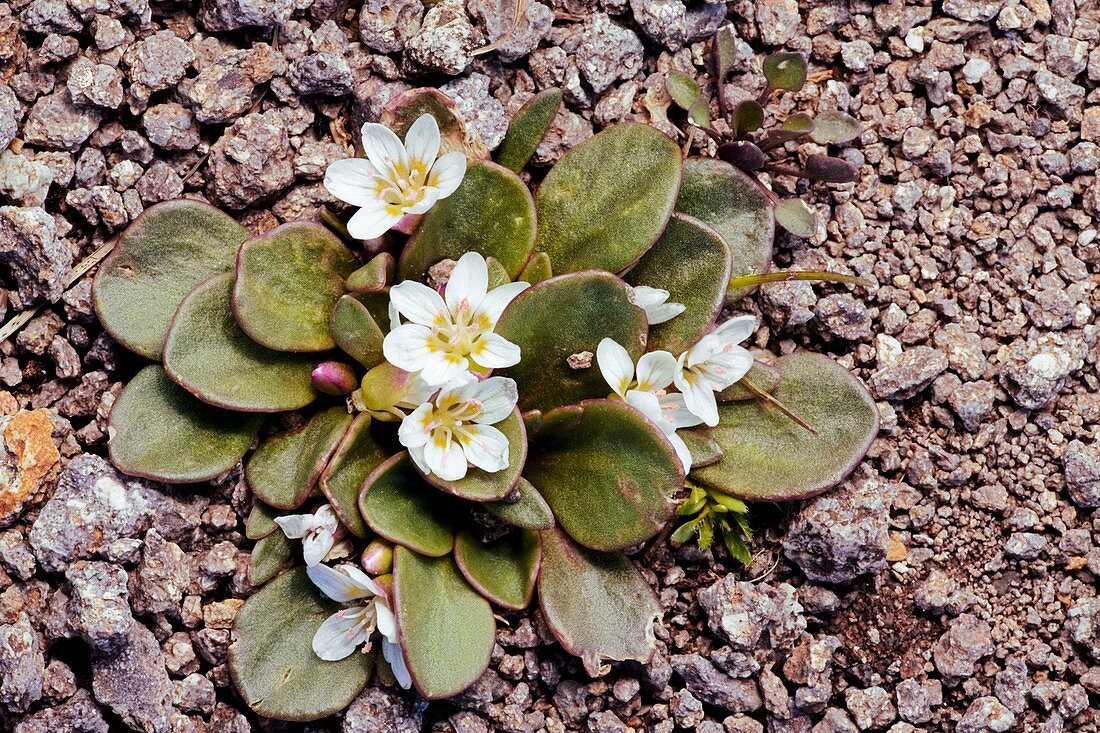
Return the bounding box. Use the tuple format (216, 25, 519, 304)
(92, 200, 249, 360)
(767, 112, 814, 144)
(774, 197, 817, 238)
(625, 213, 731, 355)
(249, 531, 293, 585)
(399, 160, 537, 281)
(523, 399, 682, 551)
(517, 252, 552, 284)
(330, 295, 385, 369)
(358, 453, 457, 557)
(454, 529, 541, 610)
(762, 52, 808, 92)
(732, 100, 764, 137)
(245, 501, 281, 540)
(245, 406, 353, 510)
(233, 222, 359, 353)
(497, 88, 563, 172)
(485, 256, 512, 289)
(717, 359, 782, 402)
(319, 415, 388, 538)
(534, 124, 683, 274)
(416, 408, 527, 502)
(495, 272, 647, 413)
(692, 353, 879, 501)
(676, 158, 774, 303)
(392, 548, 495, 699)
(163, 273, 317, 412)
(229, 567, 373, 721)
(346, 252, 394, 293)
(484, 477, 555, 531)
(679, 429, 723, 468)
(711, 26, 737, 81)
(666, 71, 710, 127)
(538, 528, 661, 675)
(381, 87, 487, 158)
(108, 365, 262, 484)
(810, 110, 862, 145)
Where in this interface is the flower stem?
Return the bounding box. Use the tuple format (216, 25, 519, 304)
(742, 379, 819, 436)
(727, 270, 873, 291)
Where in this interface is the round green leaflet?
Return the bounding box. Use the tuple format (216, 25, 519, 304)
(108, 365, 262, 484)
(163, 273, 317, 413)
(233, 222, 360, 352)
(399, 160, 537, 281)
(454, 529, 541, 610)
(496, 88, 562, 172)
(534, 123, 683, 274)
(318, 414, 388, 538)
(229, 568, 373, 721)
(624, 213, 731, 355)
(358, 453, 457, 557)
(330, 295, 385, 369)
(691, 353, 879, 501)
(494, 271, 648, 413)
(484, 477, 555, 531)
(92, 200, 249, 360)
(676, 158, 774, 303)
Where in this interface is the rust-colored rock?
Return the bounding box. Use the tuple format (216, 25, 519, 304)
(0, 409, 60, 527)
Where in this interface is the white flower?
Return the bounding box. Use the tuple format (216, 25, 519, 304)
(628, 285, 686, 325)
(275, 505, 343, 567)
(596, 338, 678, 399)
(674, 315, 756, 427)
(308, 563, 384, 661)
(324, 114, 467, 240)
(384, 252, 529, 386)
(376, 601, 412, 689)
(624, 390, 702, 471)
(398, 374, 518, 481)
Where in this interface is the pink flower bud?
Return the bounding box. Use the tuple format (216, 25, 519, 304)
(312, 361, 358, 396)
(360, 540, 393, 575)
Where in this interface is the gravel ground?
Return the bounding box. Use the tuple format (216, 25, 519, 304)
(1, 0, 1099, 731)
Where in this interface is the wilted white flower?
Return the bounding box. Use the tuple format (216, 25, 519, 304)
(384, 252, 528, 386)
(275, 505, 343, 567)
(674, 315, 756, 427)
(324, 114, 467, 239)
(628, 285, 685, 325)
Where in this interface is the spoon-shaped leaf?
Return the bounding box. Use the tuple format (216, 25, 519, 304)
(496, 88, 562, 172)
(810, 110, 862, 145)
(415, 408, 527, 502)
(108, 365, 262, 484)
(381, 87, 488, 158)
(495, 272, 647, 413)
(625, 213, 731, 355)
(717, 360, 782, 402)
(762, 52, 807, 92)
(679, 429, 722, 468)
(484, 477, 555, 531)
(535, 123, 682, 274)
(319, 414, 388, 538)
(399, 160, 537, 281)
(234, 222, 359, 352)
(229, 567, 373, 721)
(523, 399, 682, 551)
(538, 528, 661, 675)
(517, 251, 552, 284)
(330, 295, 385, 368)
(245, 501, 281, 540)
(774, 197, 817, 238)
(346, 252, 394, 293)
(676, 158, 774, 303)
(245, 406, 353, 510)
(454, 529, 541, 610)
(358, 453, 457, 557)
(163, 273, 317, 412)
(691, 353, 879, 501)
(249, 531, 293, 585)
(732, 100, 764, 137)
(93, 200, 249, 360)
(392, 549, 495, 699)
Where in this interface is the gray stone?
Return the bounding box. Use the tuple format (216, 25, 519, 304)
(198, 0, 294, 31)
(844, 686, 896, 730)
(124, 29, 194, 107)
(440, 73, 508, 151)
(172, 673, 215, 715)
(869, 346, 948, 400)
(948, 381, 995, 432)
(783, 470, 890, 584)
(21, 0, 83, 34)
(0, 613, 44, 714)
(0, 206, 71, 307)
(761, 281, 817, 329)
(0, 83, 21, 151)
(755, 0, 801, 46)
(132, 529, 189, 615)
(1004, 532, 1048, 560)
(405, 0, 481, 75)
(0, 531, 36, 580)
(1065, 597, 1100, 662)
(92, 623, 174, 732)
(956, 697, 1015, 733)
(0, 150, 54, 206)
(697, 577, 806, 652)
(669, 654, 762, 713)
(142, 103, 200, 151)
(812, 709, 858, 733)
(358, 0, 423, 53)
(468, 0, 552, 62)
(629, 0, 725, 50)
(67, 561, 134, 654)
(571, 13, 644, 95)
(342, 686, 426, 733)
(185, 44, 285, 125)
(840, 40, 875, 72)
(208, 111, 295, 210)
(816, 294, 873, 341)
(932, 614, 993, 679)
(66, 56, 125, 108)
(670, 689, 705, 728)
(20, 89, 103, 152)
(1063, 440, 1100, 508)
(13, 689, 108, 733)
(894, 679, 940, 724)
(999, 334, 1085, 409)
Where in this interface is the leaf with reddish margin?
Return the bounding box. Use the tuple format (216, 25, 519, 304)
(319, 414, 388, 538)
(358, 453, 457, 557)
(454, 529, 540, 610)
(414, 408, 527, 502)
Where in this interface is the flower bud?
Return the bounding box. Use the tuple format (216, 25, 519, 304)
(360, 540, 394, 575)
(312, 361, 358, 396)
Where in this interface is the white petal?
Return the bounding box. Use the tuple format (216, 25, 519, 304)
(306, 563, 374, 603)
(646, 301, 687, 325)
(360, 122, 408, 179)
(382, 638, 413, 689)
(382, 323, 435, 373)
(400, 372, 436, 408)
(340, 564, 383, 596)
(628, 285, 670, 310)
(596, 338, 634, 398)
(404, 114, 441, 170)
(446, 252, 490, 316)
(302, 530, 335, 567)
(407, 444, 431, 475)
(403, 186, 441, 216)
(668, 432, 694, 472)
(470, 331, 522, 370)
(468, 377, 519, 424)
(679, 375, 720, 427)
(323, 158, 382, 208)
(388, 299, 401, 332)
(375, 601, 397, 641)
(274, 514, 314, 539)
(346, 204, 403, 241)
(312, 609, 373, 661)
(398, 403, 435, 448)
(624, 389, 670, 433)
(424, 433, 468, 481)
(388, 280, 448, 326)
(635, 351, 678, 393)
(475, 281, 530, 325)
(314, 505, 340, 532)
(711, 315, 757, 346)
(418, 351, 469, 387)
(458, 424, 510, 473)
(428, 151, 467, 198)
(697, 345, 754, 391)
(659, 392, 705, 429)
(685, 332, 722, 369)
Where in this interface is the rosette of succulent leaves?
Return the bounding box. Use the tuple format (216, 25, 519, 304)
(665, 28, 864, 239)
(91, 87, 878, 721)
